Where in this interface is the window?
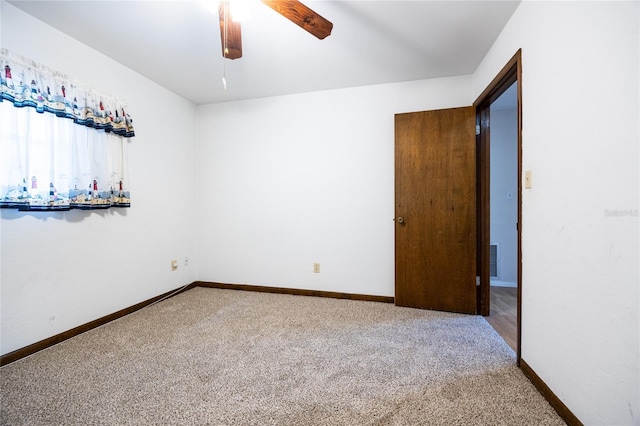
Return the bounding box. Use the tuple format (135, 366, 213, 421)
(1, 50, 134, 211)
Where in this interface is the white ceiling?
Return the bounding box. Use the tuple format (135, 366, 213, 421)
(8, 0, 521, 105)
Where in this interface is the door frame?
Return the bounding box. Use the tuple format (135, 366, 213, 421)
(474, 49, 523, 363)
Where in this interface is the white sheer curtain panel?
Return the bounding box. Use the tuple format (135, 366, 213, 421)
(1, 49, 132, 211)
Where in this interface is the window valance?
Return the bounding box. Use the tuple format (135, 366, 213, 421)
(1, 49, 133, 212)
(1, 48, 135, 138)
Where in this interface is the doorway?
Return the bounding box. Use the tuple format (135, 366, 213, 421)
(474, 50, 522, 362)
(487, 82, 518, 351)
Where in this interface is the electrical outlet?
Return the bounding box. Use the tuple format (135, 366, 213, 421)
(171, 260, 178, 271)
(313, 263, 320, 273)
(184, 256, 189, 267)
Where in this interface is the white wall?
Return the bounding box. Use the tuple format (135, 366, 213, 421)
(490, 101, 518, 286)
(196, 77, 472, 297)
(0, 3, 198, 355)
(473, 2, 639, 424)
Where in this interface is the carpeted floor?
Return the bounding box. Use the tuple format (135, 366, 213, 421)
(0, 287, 565, 425)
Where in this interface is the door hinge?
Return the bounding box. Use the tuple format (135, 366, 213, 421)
(476, 124, 481, 136)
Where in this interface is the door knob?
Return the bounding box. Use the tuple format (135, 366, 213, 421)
(397, 216, 405, 224)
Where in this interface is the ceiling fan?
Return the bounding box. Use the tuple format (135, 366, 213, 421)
(218, 0, 333, 60)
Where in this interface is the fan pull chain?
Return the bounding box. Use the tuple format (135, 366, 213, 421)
(223, 1, 229, 57)
(222, 0, 228, 90)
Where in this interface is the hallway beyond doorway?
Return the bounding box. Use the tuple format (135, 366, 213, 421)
(485, 286, 517, 351)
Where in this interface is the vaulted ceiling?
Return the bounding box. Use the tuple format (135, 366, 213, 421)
(9, 1, 521, 105)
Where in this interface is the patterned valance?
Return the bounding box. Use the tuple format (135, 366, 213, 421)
(0, 48, 135, 138)
(1, 49, 133, 212)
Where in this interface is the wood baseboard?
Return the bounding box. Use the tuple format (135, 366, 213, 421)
(520, 358, 583, 426)
(194, 281, 395, 304)
(0, 283, 196, 367)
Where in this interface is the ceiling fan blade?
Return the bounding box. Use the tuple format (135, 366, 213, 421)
(219, 1, 242, 59)
(261, 0, 333, 40)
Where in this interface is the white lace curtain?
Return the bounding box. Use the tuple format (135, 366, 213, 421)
(0, 49, 133, 211)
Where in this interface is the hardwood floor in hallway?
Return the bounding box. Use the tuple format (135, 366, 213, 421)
(485, 286, 517, 352)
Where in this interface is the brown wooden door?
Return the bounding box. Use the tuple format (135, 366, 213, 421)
(395, 106, 477, 314)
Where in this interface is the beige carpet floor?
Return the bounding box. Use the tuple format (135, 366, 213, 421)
(0, 287, 564, 425)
